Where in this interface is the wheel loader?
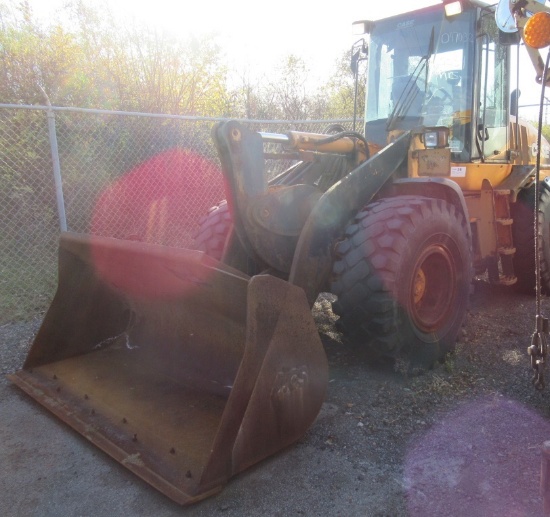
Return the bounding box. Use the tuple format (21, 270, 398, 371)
(8, 0, 550, 506)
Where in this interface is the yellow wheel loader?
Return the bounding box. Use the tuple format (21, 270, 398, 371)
(9, 0, 550, 505)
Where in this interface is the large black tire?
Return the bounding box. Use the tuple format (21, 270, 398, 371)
(511, 183, 550, 294)
(511, 185, 537, 293)
(193, 200, 232, 261)
(331, 196, 472, 366)
(540, 185, 550, 291)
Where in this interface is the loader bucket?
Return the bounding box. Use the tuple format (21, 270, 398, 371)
(9, 232, 328, 505)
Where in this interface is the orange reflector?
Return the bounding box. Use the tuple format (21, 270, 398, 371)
(524, 12, 550, 49)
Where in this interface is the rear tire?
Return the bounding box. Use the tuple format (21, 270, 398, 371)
(193, 200, 232, 261)
(540, 185, 550, 292)
(511, 183, 550, 294)
(331, 196, 472, 367)
(511, 185, 536, 293)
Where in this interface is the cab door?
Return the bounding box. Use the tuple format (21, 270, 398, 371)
(476, 9, 510, 161)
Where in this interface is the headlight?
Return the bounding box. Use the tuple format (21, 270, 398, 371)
(352, 20, 373, 35)
(422, 128, 449, 149)
(443, 0, 463, 18)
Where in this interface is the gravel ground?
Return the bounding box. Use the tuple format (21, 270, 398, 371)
(2, 281, 550, 516)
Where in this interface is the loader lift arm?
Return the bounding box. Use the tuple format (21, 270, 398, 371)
(213, 121, 411, 303)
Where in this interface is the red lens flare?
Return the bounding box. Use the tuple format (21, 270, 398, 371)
(89, 148, 226, 300)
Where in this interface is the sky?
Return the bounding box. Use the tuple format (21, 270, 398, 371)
(21, 0, 550, 116)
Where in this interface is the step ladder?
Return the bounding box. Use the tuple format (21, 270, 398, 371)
(487, 187, 517, 286)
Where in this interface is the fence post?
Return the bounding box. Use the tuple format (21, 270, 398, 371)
(43, 98, 67, 232)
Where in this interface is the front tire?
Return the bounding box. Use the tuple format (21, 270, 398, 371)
(331, 196, 472, 366)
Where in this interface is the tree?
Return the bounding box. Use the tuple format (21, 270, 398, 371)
(0, 0, 231, 114)
(0, 1, 90, 105)
(0, 0, 365, 121)
(323, 49, 366, 121)
(228, 55, 333, 121)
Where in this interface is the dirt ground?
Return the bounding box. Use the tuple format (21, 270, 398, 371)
(3, 280, 550, 516)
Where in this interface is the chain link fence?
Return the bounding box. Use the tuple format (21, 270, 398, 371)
(0, 104, 357, 324)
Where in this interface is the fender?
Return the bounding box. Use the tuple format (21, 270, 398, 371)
(496, 164, 540, 202)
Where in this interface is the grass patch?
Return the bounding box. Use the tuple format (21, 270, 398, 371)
(0, 250, 57, 325)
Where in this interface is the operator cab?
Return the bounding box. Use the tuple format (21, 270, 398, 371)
(358, 1, 510, 164)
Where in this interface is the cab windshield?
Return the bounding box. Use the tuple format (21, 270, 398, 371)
(365, 7, 476, 158)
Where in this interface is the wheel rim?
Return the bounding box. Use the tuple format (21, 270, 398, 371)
(409, 244, 456, 332)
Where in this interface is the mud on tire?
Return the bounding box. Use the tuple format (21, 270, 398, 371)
(331, 195, 472, 366)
